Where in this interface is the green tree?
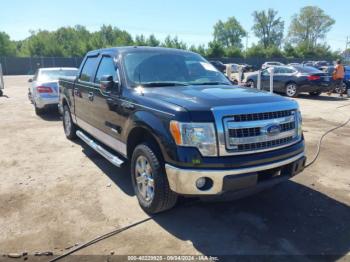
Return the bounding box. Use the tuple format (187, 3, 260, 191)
(189, 44, 207, 56)
(206, 41, 225, 58)
(146, 34, 160, 47)
(0, 32, 17, 56)
(213, 17, 246, 49)
(134, 34, 147, 46)
(288, 6, 335, 48)
(252, 9, 284, 48)
(162, 36, 187, 49)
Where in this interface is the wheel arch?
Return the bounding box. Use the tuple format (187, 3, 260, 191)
(127, 126, 164, 161)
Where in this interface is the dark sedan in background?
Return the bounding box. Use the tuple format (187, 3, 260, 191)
(245, 66, 332, 97)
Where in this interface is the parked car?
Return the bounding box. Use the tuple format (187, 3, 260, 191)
(59, 47, 305, 214)
(287, 63, 300, 66)
(313, 61, 329, 70)
(302, 61, 316, 67)
(320, 65, 350, 94)
(209, 60, 226, 73)
(261, 61, 285, 69)
(245, 65, 332, 97)
(28, 67, 78, 114)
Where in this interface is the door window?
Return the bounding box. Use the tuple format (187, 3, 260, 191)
(95, 57, 117, 83)
(80, 56, 98, 82)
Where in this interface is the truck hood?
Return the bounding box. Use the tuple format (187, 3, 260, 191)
(143, 85, 291, 111)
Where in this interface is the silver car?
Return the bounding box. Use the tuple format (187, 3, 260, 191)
(28, 67, 78, 114)
(261, 61, 285, 69)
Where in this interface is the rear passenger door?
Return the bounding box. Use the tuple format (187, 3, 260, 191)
(74, 56, 99, 125)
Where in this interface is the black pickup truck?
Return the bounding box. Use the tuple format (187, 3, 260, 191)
(59, 47, 306, 214)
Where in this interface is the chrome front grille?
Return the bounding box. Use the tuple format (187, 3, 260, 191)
(211, 101, 302, 156)
(233, 110, 294, 122)
(224, 109, 299, 154)
(237, 137, 294, 151)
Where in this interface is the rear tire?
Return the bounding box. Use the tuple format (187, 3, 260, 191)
(285, 83, 298, 97)
(334, 83, 347, 94)
(34, 104, 45, 115)
(63, 105, 77, 140)
(131, 143, 177, 214)
(247, 79, 255, 88)
(0, 90, 3, 96)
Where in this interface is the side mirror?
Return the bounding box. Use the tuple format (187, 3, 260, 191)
(100, 75, 119, 93)
(28, 78, 33, 83)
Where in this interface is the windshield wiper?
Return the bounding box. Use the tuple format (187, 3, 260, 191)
(139, 82, 188, 87)
(190, 81, 231, 86)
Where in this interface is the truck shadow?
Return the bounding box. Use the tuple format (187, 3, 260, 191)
(74, 140, 350, 258)
(77, 140, 135, 196)
(153, 181, 350, 258)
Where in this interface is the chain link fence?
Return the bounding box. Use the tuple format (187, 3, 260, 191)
(0, 57, 84, 75)
(0, 56, 333, 75)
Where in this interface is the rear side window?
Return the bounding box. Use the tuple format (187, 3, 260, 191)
(95, 57, 117, 83)
(80, 57, 98, 82)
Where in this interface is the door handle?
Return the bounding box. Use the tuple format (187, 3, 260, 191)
(88, 92, 94, 101)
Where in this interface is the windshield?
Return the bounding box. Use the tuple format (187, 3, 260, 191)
(123, 51, 230, 87)
(38, 69, 78, 82)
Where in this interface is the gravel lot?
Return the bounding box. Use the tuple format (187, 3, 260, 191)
(1, 76, 350, 260)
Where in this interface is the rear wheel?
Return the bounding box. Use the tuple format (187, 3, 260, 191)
(131, 143, 177, 214)
(0, 90, 3, 96)
(334, 82, 347, 94)
(63, 105, 77, 140)
(285, 83, 298, 97)
(247, 79, 255, 88)
(34, 104, 45, 115)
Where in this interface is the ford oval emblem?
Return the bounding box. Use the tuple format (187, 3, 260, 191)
(266, 124, 281, 136)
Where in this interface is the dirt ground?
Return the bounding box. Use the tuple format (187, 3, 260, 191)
(1, 76, 350, 261)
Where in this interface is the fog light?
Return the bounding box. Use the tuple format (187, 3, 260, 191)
(196, 177, 206, 189)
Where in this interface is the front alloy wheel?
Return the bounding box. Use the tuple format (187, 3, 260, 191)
(131, 143, 177, 214)
(135, 155, 155, 203)
(286, 83, 298, 97)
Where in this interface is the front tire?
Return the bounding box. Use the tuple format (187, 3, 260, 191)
(131, 143, 177, 214)
(63, 105, 77, 140)
(285, 83, 298, 97)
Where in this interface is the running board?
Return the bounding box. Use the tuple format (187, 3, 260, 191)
(76, 130, 124, 167)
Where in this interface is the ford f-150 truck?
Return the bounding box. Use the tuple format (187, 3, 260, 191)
(59, 47, 306, 214)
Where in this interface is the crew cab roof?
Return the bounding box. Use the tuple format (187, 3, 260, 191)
(86, 46, 196, 56)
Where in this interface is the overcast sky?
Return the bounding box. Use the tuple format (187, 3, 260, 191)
(1, 0, 348, 50)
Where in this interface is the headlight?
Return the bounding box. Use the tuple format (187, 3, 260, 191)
(170, 121, 217, 156)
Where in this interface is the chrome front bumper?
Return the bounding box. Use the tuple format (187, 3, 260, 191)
(165, 152, 305, 195)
